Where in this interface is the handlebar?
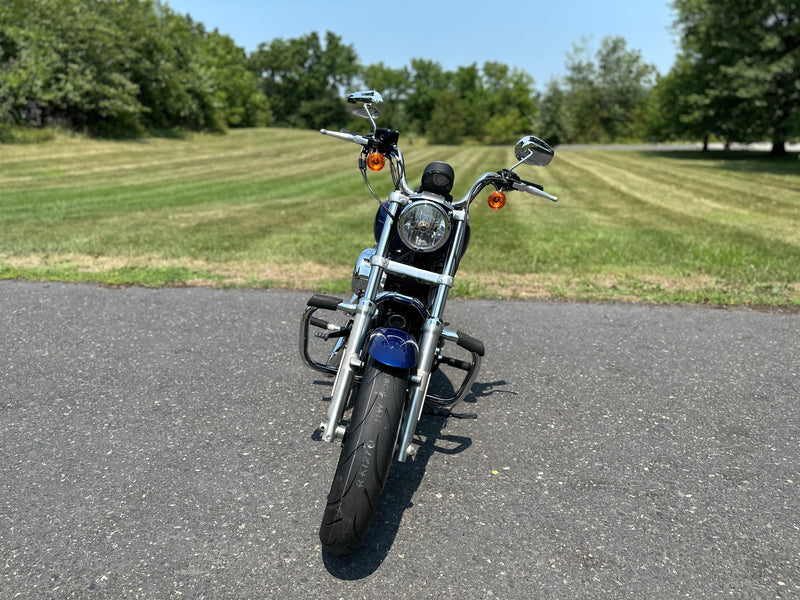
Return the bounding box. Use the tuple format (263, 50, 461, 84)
(320, 129, 370, 146)
(457, 171, 557, 206)
(497, 169, 558, 202)
(511, 180, 558, 202)
(520, 178, 543, 191)
(320, 128, 557, 204)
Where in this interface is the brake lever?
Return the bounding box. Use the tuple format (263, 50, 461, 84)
(520, 178, 543, 191)
(495, 168, 556, 200)
(511, 180, 558, 202)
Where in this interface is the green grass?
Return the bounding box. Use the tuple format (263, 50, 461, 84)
(1, 129, 798, 307)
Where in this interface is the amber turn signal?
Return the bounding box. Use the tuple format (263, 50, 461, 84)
(366, 152, 386, 172)
(488, 190, 506, 210)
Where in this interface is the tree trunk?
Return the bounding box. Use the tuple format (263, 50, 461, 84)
(702, 133, 709, 152)
(769, 140, 787, 157)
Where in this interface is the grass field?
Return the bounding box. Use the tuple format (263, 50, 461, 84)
(1, 128, 798, 307)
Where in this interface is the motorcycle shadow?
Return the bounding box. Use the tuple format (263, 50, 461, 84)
(321, 378, 511, 579)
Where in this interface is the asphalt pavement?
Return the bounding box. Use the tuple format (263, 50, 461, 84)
(1, 281, 798, 599)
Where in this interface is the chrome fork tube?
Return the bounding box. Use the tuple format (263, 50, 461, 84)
(320, 299, 373, 442)
(397, 316, 443, 461)
(396, 217, 468, 461)
(320, 194, 403, 443)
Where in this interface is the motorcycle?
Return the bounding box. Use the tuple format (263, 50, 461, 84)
(300, 90, 557, 555)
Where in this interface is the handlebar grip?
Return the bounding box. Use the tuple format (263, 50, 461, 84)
(521, 178, 543, 191)
(320, 129, 369, 146)
(511, 180, 558, 202)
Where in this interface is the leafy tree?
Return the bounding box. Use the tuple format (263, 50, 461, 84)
(671, 0, 800, 155)
(405, 59, 450, 134)
(561, 40, 605, 142)
(1, 4, 56, 128)
(539, 36, 656, 143)
(426, 89, 467, 144)
(647, 54, 732, 148)
(537, 79, 573, 145)
(1, 0, 145, 134)
(135, 9, 223, 132)
(452, 63, 488, 139)
(131, 9, 268, 132)
(361, 59, 537, 143)
(249, 31, 358, 129)
(184, 25, 271, 129)
(481, 61, 537, 143)
(360, 62, 412, 131)
(595, 37, 657, 140)
(0, 0, 268, 136)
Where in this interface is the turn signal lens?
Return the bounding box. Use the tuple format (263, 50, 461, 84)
(366, 152, 386, 172)
(488, 190, 506, 210)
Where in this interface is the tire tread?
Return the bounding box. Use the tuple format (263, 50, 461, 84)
(319, 360, 406, 555)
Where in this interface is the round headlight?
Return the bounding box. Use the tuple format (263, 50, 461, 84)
(397, 200, 451, 252)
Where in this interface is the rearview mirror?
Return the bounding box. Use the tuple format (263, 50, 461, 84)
(515, 135, 554, 167)
(347, 90, 383, 105)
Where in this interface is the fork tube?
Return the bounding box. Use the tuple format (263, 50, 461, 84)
(396, 218, 467, 461)
(431, 217, 467, 317)
(321, 299, 373, 442)
(320, 195, 402, 443)
(397, 316, 443, 461)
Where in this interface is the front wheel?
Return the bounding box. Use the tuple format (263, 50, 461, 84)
(319, 359, 407, 555)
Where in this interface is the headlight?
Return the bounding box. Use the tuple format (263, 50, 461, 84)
(397, 200, 451, 252)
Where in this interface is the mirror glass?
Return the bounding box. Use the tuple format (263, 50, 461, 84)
(515, 135, 554, 166)
(347, 90, 384, 105)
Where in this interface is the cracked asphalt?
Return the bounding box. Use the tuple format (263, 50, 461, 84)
(1, 280, 798, 599)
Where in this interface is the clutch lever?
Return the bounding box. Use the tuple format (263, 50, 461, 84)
(511, 179, 558, 202)
(320, 129, 370, 146)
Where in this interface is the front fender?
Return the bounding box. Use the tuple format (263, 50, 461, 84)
(367, 327, 418, 369)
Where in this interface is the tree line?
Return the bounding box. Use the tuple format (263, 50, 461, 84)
(651, 0, 798, 156)
(0, 0, 270, 136)
(1, 0, 797, 153)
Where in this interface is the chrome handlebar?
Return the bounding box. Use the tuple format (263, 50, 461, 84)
(320, 129, 556, 205)
(455, 172, 558, 207)
(511, 180, 558, 202)
(320, 129, 370, 146)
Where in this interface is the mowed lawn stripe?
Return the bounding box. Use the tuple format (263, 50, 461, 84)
(595, 151, 800, 235)
(555, 151, 800, 248)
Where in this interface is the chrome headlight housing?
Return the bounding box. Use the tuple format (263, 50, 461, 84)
(351, 248, 376, 293)
(397, 200, 451, 252)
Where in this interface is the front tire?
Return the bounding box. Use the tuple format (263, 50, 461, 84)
(319, 359, 407, 555)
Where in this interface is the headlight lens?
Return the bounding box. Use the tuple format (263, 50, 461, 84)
(397, 200, 450, 252)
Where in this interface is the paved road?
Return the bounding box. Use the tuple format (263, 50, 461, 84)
(1, 281, 798, 599)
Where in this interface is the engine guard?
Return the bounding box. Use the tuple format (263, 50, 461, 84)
(300, 299, 351, 377)
(300, 295, 482, 405)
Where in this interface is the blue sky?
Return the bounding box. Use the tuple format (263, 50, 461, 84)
(164, 0, 678, 87)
